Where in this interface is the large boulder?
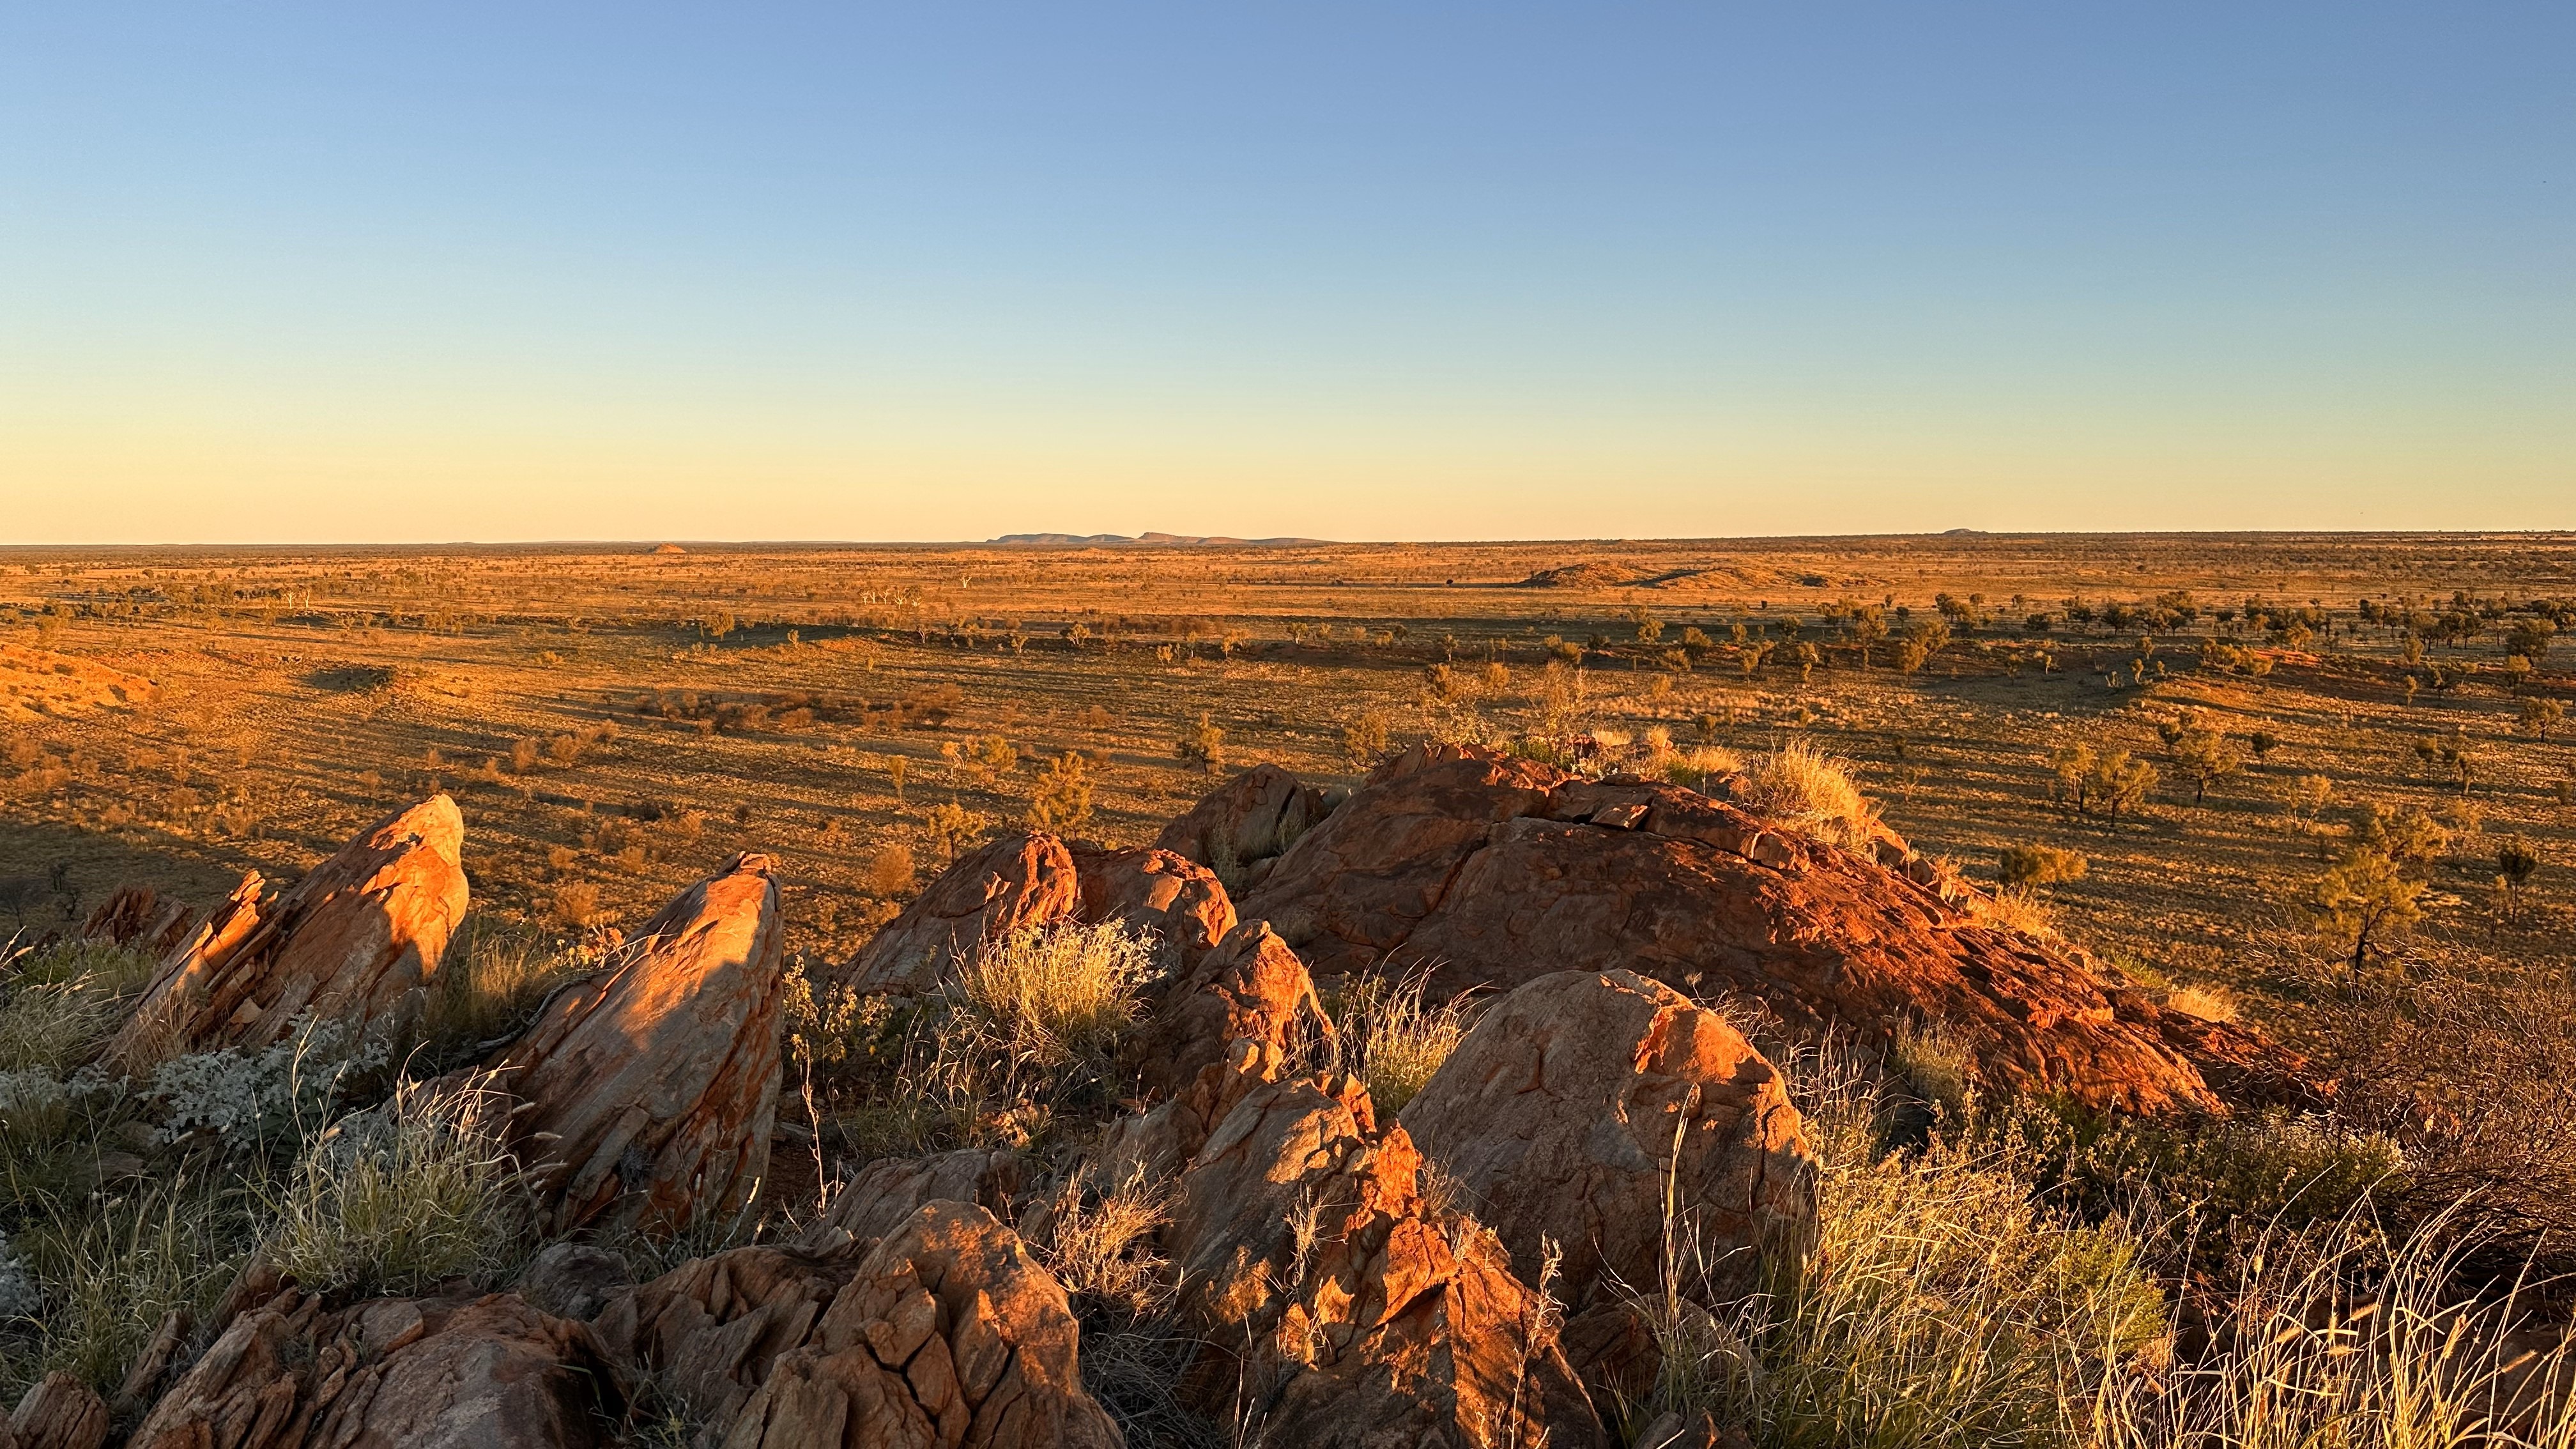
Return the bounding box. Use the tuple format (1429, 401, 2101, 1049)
(1153, 763, 1335, 885)
(1400, 970, 1816, 1312)
(1240, 746, 2272, 1116)
(111, 795, 468, 1061)
(1163, 1062, 1607, 1448)
(604, 1202, 1123, 1449)
(838, 834, 1078, 994)
(1067, 843, 1237, 970)
(491, 852, 786, 1236)
(127, 1291, 617, 1449)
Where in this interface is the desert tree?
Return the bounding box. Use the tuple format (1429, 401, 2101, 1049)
(2495, 838, 2540, 924)
(1342, 709, 1392, 767)
(1175, 714, 1227, 774)
(2171, 726, 2244, 806)
(1027, 752, 1095, 833)
(2520, 696, 2565, 741)
(2085, 749, 2158, 822)
(2310, 847, 2424, 988)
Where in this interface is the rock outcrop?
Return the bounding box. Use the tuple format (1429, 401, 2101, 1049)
(1153, 763, 1335, 887)
(602, 1202, 1122, 1449)
(5, 1374, 109, 1449)
(1400, 970, 1816, 1312)
(839, 834, 1079, 994)
(1241, 745, 2276, 1114)
(128, 1291, 618, 1449)
(1163, 1062, 1606, 1448)
(111, 795, 468, 1061)
(491, 852, 786, 1236)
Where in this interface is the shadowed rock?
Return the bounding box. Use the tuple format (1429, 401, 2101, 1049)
(799, 1147, 1024, 1252)
(1243, 744, 2288, 1115)
(838, 833, 1079, 994)
(491, 852, 786, 1237)
(1161, 1059, 1607, 1448)
(1125, 919, 1328, 1101)
(111, 795, 468, 1061)
(128, 1291, 618, 1449)
(1153, 763, 1335, 887)
(1400, 970, 1817, 1315)
(602, 1202, 1122, 1449)
(78, 884, 194, 958)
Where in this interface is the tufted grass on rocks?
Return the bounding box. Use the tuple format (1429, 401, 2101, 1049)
(19, 1178, 246, 1397)
(257, 1074, 526, 1301)
(1737, 740, 1880, 850)
(948, 921, 1153, 1075)
(422, 924, 595, 1065)
(1336, 970, 1476, 1116)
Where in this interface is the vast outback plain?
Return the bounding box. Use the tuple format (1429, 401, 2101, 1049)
(2, 530, 2573, 1448)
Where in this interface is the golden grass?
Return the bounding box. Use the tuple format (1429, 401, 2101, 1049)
(1738, 740, 1881, 849)
(1338, 970, 1476, 1115)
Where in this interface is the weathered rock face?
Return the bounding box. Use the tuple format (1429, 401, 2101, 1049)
(1153, 763, 1335, 882)
(111, 795, 469, 1061)
(1066, 843, 1237, 969)
(77, 884, 195, 958)
(604, 1202, 1122, 1449)
(6, 1373, 109, 1449)
(492, 852, 786, 1236)
(1241, 745, 2267, 1115)
(1126, 919, 1328, 1101)
(1163, 1063, 1607, 1449)
(595, 1243, 861, 1433)
(1400, 970, 1816, 1313)
(799, 1147, 1025, 1252)
(128, 1290, 617, 1449)
(839, 834, 1079, 994)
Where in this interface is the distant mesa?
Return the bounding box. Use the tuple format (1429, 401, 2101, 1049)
(1511, 561, 1650, 588)
(989, 532, 1332, 548)
(1512, 560, 1804, 590)
(653, 542, 687, 555)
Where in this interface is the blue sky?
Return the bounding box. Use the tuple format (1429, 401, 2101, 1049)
(2, 3, 2568, 542)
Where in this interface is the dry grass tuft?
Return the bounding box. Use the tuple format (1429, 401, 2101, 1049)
(949, 921, 1153, 1073)
(1737, 740, 1881, 849)
(257, 1074, 525, 1301)
(1335, 970, 1476, 1115)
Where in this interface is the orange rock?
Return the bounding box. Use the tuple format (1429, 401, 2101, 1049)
(492, 852, 786, 1236)
(611, 1203, 1123, 1449)
(1067, 842, 1237, 969)
(6, 1374, 108, 1449)
(839, 833, 1079, 993)
(78, 884, 194, 958)
(111, 795, 468, 1061)
(1164, 1065, 1607, 1448)
(1399, 970, 1816, 1314)
(1126, 919, 1328, 1101)
(1243, 745, 2283, 1115)
(128, 1291, 617, 1449)
(1154, 763, 1337, 882)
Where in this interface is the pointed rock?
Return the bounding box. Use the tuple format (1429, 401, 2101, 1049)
(491, 852, 786, 1236)
(112, 795, 468, 1061)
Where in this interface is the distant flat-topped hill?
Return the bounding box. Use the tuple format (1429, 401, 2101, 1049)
(990, 532, 1335, 547)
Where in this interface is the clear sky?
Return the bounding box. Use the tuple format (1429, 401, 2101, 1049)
(3, 3, 2568, 544)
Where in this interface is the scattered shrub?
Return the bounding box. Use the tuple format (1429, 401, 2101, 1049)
(1334, 971, 1475, 1115)
(1997, 843, 2087, 888)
